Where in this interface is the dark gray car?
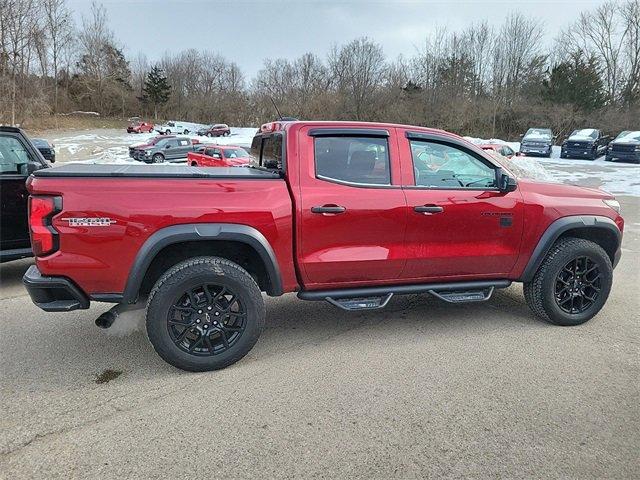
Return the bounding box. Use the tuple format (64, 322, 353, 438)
(519, 128, 555, 157)
(138, 137, 200, 163)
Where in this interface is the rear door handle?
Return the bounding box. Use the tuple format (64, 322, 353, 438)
(414, 205, 444, 214)
(311, 205, 346, 214)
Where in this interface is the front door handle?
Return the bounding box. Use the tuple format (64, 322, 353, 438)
(414, 205, 444, 214)
(311, 205, 346, 214)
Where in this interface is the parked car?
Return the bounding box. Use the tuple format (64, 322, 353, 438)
(479, 143, 515, 159)
(31, 138, 56, 162)
(23, 120, 624, 372)
(200, 124, 231, 137)
(560, 129, 610, 160)
(0, 126, 50, 262)
(137, 136, 201, 163)
(155, 121, 192, 135)
(128, 135, 176, 160)
(188, 145, 252, 167)
(127, 121, 154, 133)
(605, 131, 640, 163)
(518, 128, 555, 157)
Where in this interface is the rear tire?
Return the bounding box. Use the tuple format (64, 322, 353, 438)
(523, 238, 612, 326)
(146, 257, 265, 372)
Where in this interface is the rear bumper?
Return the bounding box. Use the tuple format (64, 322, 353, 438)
(23, 265, 90, 312)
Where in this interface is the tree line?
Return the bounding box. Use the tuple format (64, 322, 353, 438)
(1, 0, 638, 139)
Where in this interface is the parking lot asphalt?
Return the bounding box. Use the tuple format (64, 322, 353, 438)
(1, 196, 638, 479)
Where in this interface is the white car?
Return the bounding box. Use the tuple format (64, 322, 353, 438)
(155, 121, 195, 135)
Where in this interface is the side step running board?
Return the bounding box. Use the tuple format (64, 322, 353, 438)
(429, 287, 494, 303)
(297, 280, 510, 311)
(326, 293, 394, 311)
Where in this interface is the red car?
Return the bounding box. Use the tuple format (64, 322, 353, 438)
(127, 122, 154, 134)
(24, 120, 623, 372)
(188, 145, 252, 167)
(480, 143, 516, 159)
(199, 124, 231, 137)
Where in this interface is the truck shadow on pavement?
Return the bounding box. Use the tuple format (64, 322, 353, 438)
(1, 256, 545, 385)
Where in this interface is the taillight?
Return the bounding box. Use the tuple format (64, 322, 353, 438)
(29, 196, 62, 256)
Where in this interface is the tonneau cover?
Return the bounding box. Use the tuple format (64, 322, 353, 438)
(33, 163, 281, 179)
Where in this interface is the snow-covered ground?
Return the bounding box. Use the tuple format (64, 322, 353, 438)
(37, 128, 639, 197)
(41, 127, 257, 165)
(465, 137, 640, 197)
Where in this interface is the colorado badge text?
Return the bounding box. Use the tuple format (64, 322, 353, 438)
(61, 217, 117, 227)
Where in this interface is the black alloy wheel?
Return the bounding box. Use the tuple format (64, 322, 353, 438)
(167, 284, 246, 356)
(554, 256, 601, 314)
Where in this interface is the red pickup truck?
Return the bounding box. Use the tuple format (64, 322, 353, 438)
(187, 145, 252, 167)
(23, 121, 624, 372)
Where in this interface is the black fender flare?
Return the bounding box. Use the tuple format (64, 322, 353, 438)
(122, 223, 283, 303)
(519, 215, 621, 282)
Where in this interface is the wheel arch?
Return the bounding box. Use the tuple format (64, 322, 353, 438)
(123, 223, 283, 303)
(519, 215, 621, 282)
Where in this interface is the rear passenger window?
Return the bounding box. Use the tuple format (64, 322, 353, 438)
(314, 136, 390, 185)
(261, 134, 283, 169)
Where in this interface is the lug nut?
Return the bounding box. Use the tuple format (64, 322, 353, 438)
(207, 306, 212, 310)
(215, 312, 220, 316)
(196, 319, 201, 323)
(198, 310, 202, 314)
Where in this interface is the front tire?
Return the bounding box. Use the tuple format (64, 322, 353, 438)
(146, 257, 265, 372)
(152, 153, 165, 163)
(523, 238, 612, 326)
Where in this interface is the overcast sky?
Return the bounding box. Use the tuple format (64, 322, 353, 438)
(66, 0, 605, 77)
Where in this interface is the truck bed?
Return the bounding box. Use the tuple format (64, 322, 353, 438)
(33, 163, 281, 179)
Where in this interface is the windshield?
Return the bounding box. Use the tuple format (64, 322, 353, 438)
(223, 148, 249, 158)
(614, 131, 640, 142)
(569, 129, 597, 139)
(149, 137, 165, 145)
(524, 128, 552, 140)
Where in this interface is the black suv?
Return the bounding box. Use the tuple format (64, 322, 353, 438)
(0, 127, 51, 262)
(519, 128, 556, 157)
(31, 138, 56, 162)
(561, 129, 611, 160)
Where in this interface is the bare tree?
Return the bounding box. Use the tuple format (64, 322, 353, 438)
(561, 1, 630, 103)
(42, 0, 73, 113)
(328, 37, 386, 120)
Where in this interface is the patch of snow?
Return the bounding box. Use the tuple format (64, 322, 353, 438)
(568, 129, 597, 141)
(467, 137, 640, 197)
(613, 131, 640, 143)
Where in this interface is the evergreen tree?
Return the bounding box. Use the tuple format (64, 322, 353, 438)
(543, 52, 605, 112)
(142, 66, 171, 119)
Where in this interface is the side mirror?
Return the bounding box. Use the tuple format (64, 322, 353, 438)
(26, 162, 41, 175)
(165, 144, 171, 149)
(496, 168, 517, 193)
